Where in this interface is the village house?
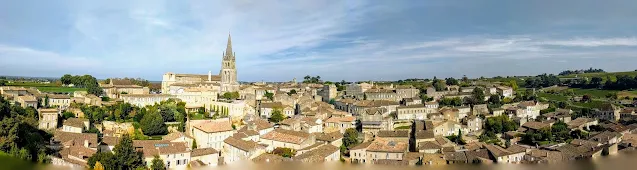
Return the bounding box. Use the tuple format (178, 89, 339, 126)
(133, 140, 190, 169)
(62, 118, 89, 133)
(425, 101, 439, 109)
(421, 153, 446, 165)
(567, 117, 599, 131)
(222, 136, 266, 164)
(425, 120, 466, 137)
(294, 144, 340, 162)
(594, 103, 621, 121)
(279, 116, 323, 133)
(190, 119, 235, 150)
(260, 129, 315, 150)
(344, 83, 372, 99)
(100, 78, 150, 99)
(461, 115, 483, 133)
(319, 84, 337, 102)
(240, 116, 274, 136)
(51, 145, 97, 168)
(260, 102, 295, 118)
(524, 149, 564, 163)
(51, 131, 99, 150)
(324, 115, 356, 133)
(496, 86, 514, 98)
(38, 108, 60, 130)
(484, 144, 527, 163)
(15, 95, 37, 108)
(314, 132, 343, 147)
(363, 138, 409, 163)
(365, 89, 399, 102)
(101, 121, 135, 137)
(396, 105, 435, 120)
(163, 132, 195, 149)
(47, 94, 72, 109)
(377, 130, 410, 143)
(350, 141, 373, 163)
(120, 94, 175, 107)
(395, 86, 420, 100)
(190, 148, 219, 166)
(402, 97, 422, 106)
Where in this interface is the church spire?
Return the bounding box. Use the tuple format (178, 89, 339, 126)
(225, 33, 233, 57)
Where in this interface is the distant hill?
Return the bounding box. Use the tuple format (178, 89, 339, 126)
(558, 71, 637, 81)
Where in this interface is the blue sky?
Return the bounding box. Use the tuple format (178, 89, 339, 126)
(1, 0, 637, 81)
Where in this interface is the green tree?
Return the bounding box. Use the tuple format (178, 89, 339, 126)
(62, 111, 75, 120)
(112, 134, 144, 170)
(140, 112, 167, 136)
(509, 80, 518, 91)
(88, 152, 115, 170)
(60, 74, 73, 85)
(488, 94, 501, 105)
(151, 155, 166, 170)
(272, 147, 296, 158)
(222, 92, 240, 100)
(433, 80, 446, 91)
(445, 78, 459, 85)
(287, 89, 297, 96)
(268, 109, 286, 123)
(192, 139, 198, 149)
(44, 95, 50, 107)
(264, 91, 274, 100)
(343, 128, 359, 148)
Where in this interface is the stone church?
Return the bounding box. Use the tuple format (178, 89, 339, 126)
(161, 34, 240, 94)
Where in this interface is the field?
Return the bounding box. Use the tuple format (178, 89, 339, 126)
(537, 92, 569, 102)
(5, 81, 86, 93)
(570, 88, 637, 99)
(570, 100, 608, 109)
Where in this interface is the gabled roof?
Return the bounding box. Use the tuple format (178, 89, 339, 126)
(314, 132, 343, 142)
(53, 131, 98, 148)
(223, 136, 261, 152)
(191, 148, 219, 157)
(193, 120, 233, 133)
(294, 144, 339, 162)
(377, 130, 409, 138)
(366, 138, 408, 153)
(261, 129, 311, 144)
(63, 118, 88, 128)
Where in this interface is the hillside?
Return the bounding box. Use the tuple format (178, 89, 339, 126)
(558, 70, 637, 81)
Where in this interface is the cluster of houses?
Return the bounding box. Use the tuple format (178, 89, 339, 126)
(3, 78, 637, 169)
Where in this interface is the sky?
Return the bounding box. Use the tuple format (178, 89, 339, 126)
(1, 0, 637, 82)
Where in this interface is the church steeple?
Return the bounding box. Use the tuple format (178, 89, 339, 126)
(225, 33, 233, 59)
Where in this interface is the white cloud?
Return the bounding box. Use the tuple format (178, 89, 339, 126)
(541, 37, 637, 47)
(0, 44, 102, 77)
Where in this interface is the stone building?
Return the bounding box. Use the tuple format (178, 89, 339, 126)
(162, 34, 239, 94)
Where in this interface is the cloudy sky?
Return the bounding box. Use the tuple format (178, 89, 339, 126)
(1, 0, 637, 81)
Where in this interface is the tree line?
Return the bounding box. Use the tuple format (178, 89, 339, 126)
(59, 74, 102, 96)
(567, 75, 637, 91)
(0, 97, 52, 163)
(558, 67, 605, 76)
(77, 99, 187, 137)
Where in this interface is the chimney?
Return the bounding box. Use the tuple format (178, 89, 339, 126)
(208, 71, 212, 82)
(84, 140, 89, 148)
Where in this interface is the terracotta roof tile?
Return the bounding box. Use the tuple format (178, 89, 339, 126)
(223, 136, 261, 152)
(261, 129, 311, 145)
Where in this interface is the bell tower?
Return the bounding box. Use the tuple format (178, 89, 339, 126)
(220, 33, 238, 92)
